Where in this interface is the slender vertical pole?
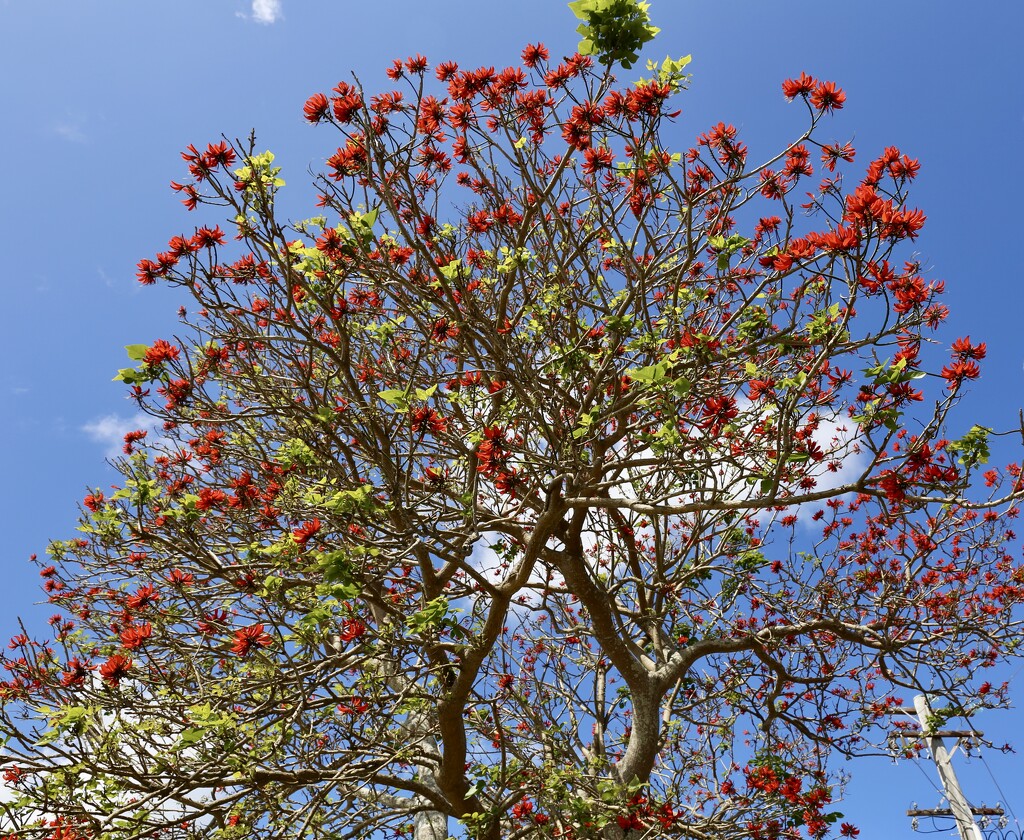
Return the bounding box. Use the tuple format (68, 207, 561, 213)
(913, 695, 983, 840)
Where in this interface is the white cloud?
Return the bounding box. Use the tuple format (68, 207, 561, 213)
(82, 413, 153, 459)
(96, 266, 115, 288)
(251, 0, 282, 23)
(52, 120, 87, 143)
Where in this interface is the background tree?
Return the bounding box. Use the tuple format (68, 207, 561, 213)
(2, 4, 1023, 839)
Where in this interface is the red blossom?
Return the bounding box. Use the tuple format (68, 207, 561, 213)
(143, 339, 180, 366)
(340, 618, 366, 642)
(303, 92, 330, 123)
(192, 226, 226, 248)
(231, 624, 273, 656)
(292, 518, 322, 546)
(521, 43, 548, 68)
(811, 81, 846, 112)
(435, 61, 459, 82)
(951, 336, 987, 360)
(195, 488, 228, 512)
(821, 142, 855, 171)
(410, 407, 448, 436)
(135, 258, 163, 285)
(405, 54, 429, 75)
(781, 72, 817, 100)
(197, 609, 228, 636)
(99, 654, 132, 686)
(83, 491, 104, 512)
(127, 585, 160, 611)
(166, 569, 194, 588)
(61, 658, 94, 688)
(120, 623, 152, 650)
(203, 141, 236, 168)
(582, 146, 614, 174)
(941, 360, 981, 389)
(332, 83, 364, 123)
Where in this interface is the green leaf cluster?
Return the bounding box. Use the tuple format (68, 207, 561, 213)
(644, 53, 692, 91)
(407, 596, 450, 634)
(569, 0, 660, 69)
(114, 344, 159, 384)
(233, 150, 286, 193)
(947, 425, 992, 469)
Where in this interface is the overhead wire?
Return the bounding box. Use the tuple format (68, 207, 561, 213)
(977, 748, 1020, 827)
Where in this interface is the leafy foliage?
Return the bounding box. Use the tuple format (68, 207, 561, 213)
(569, 0, 660, 68)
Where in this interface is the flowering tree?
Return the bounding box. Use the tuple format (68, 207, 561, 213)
(3, 5, 1024, 839)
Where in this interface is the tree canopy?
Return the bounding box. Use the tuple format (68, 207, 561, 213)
(2, 6, 1023, 840)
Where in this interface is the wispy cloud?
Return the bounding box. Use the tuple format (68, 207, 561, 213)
(97, 266, 115, 288)
(82, 413, 153, 459)
(250, 0, 282, 23)
(52, 120, 87, 144)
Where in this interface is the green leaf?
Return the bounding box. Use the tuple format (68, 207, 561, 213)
(628, 362, 668, 383)
(174, 728, 207, 750)
(947, 425, 992, 469)
(125, 344, 150, 362)
(408, 596, 449, 633)
(113, 367, 142, 383)
(378, 388, 411, 411)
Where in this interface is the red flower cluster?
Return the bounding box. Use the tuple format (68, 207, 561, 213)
(120, 622, 152, 650)
(410, 407, 448, 436)
(331, 81, 364, 124)
(292, 518, 322, 546)
(476, 426, 511, 478)
(782, 73, 846, 112)
(83, 491, 104, 512)
(99, 654, 132, 686)
(327, 137, 368, 179)
(166, 569, 194, 588)
(561, 100, 604, 150)
(126, 585, 160, 611)
(195, 488, 229, 512)
(123, 429, 148, 454)
(180, 141, 236, 181)
(941, 336, 986, 390)
(340, 618, 366, 643)
(143, 339, 180, 366)
(701, 395, 739, 434)
(521, 43, 548, 68)
(303, 92, 329, 123)
(231, 624, 273, 657)
(603, 80, 674, 122)
(61, 658, 94, 688)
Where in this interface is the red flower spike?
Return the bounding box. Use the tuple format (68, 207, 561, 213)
(810, 81, 846, 112)
(781, 72, 817, 100)
(521, 43, 548, 68)
(143, 339, 180, 366)
(230, 624, 273, 657)
(99, 654, 132, 686)
(120, 623, 152, 650)
(303, 92, 329, 123)
(292, 518, 322, 546)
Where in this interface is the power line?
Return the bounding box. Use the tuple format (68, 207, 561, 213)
(977, 749, 1019, 828)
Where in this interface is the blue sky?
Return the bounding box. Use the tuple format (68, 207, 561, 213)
(1, 0, 1022, 835)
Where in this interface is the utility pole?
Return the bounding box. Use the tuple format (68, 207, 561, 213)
(909, 694, 991, 840)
